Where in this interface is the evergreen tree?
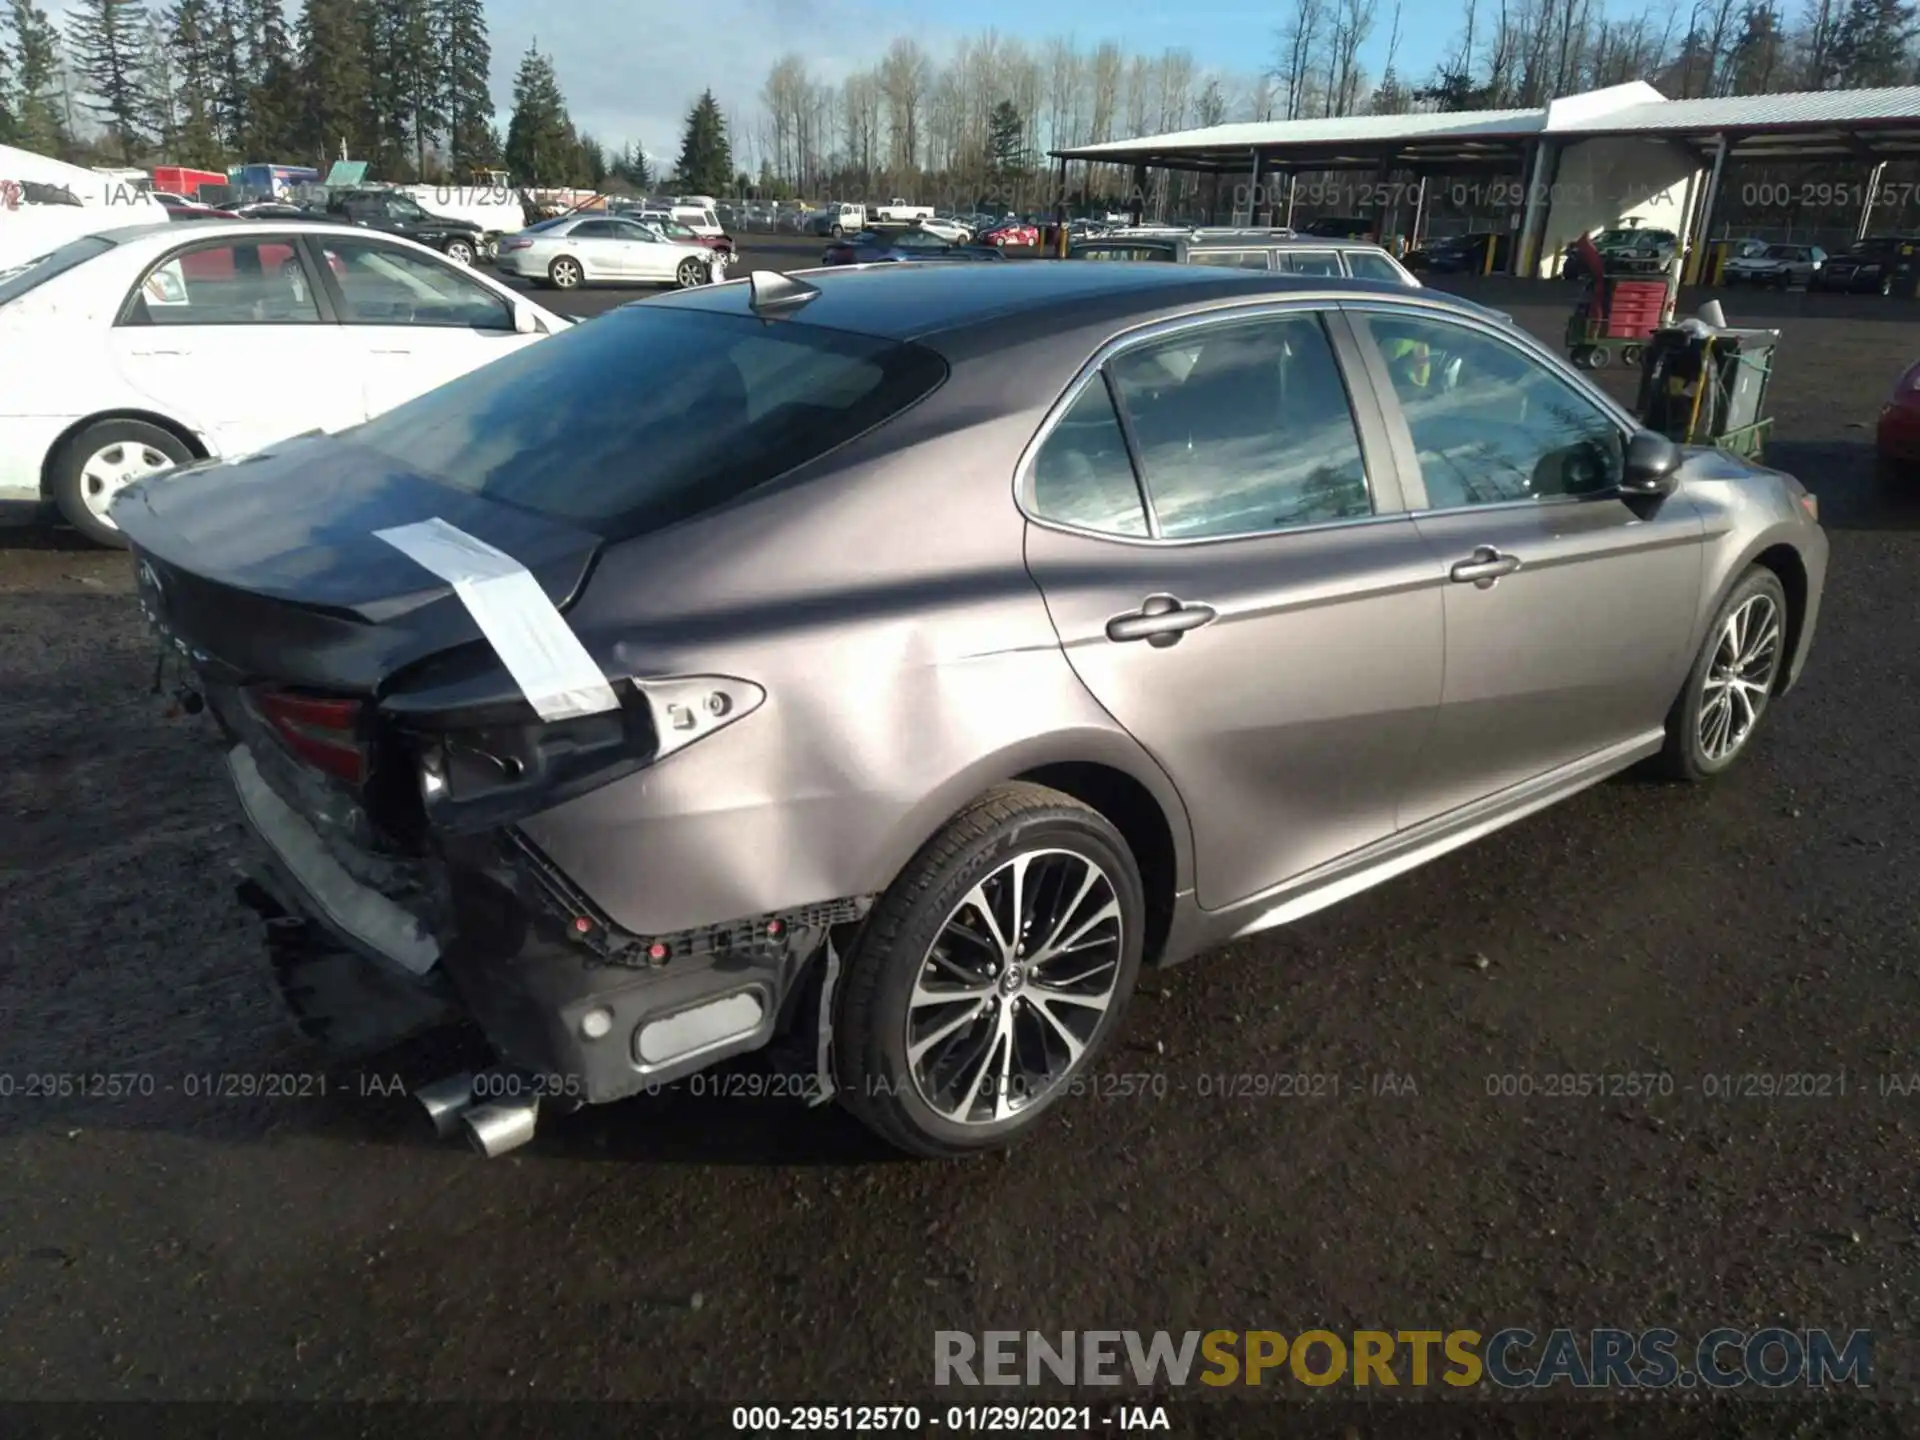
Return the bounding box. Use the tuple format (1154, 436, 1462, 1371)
(673, 88, 731, 195)
(66, 0, 148, 160)
(503, 42, 573, 183)
(575, 131, 605, 187)
(138, 12, 175, 149)
(165, 0, 222, 166)
(295, 0, 369, 164)
(1830, 0, 1916, 87)
(985, 98, 1025, 175)
(10, 0, 68, 155)
(208, 0, 246, 153)
(243, 0, 298, 159)
(365, 0, 441, 179)
(433, 0, 491, 174)
(0, 10, 17, 145)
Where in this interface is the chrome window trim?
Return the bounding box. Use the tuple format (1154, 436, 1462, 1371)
(1014, 293, 1407, 548)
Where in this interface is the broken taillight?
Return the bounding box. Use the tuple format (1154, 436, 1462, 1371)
(252, 688, 369, 785)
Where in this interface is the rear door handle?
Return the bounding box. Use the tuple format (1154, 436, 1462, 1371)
(1449, 546, 1522, 587)
(1106, 594, 1217, 647)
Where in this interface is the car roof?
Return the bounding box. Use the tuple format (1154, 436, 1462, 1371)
(643, 262, 1455, 344)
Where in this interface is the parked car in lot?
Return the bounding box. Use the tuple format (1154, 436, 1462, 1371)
(323, 187, 488, 267)
(0, 220, 567, 545)
(495, 215, 722, 290)
(1722, 243, 1825, 288)
(111, 262, 1827, 1160)
(1405, 231, 1506, 274)
(1562, 225, 1679, 280)
(1875, 356, 1920, 478)
(821, 229, 1008, 265)
(805, 203, 869, 236)
(1069, 230, 1419, 286)
(917, 215, 975, 243)
(1810, 235, 1918, 294)
(976, 220, 1040, 247)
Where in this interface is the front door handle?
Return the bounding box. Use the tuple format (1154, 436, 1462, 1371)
(1106, 594, 1217, 647)
(1449, 546, 1522, 588)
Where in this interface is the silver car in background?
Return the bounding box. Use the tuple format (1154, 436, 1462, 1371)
(113, 264, 1828, 1161)
(493, 214, 719, 291)
(1723, 243, 1826, 288)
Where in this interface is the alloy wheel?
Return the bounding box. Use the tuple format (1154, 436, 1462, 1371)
(551, 258, 580, 289)
(78, 441, 174, 524)
(1698, 593, 1781, 763)
(444, 240, 474, 266)
(677, 257, 707, 287)
(905, 849, 1124, 1125)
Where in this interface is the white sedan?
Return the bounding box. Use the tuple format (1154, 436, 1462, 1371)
(493, 214, 722, 290)
(0, 218, 569, 546)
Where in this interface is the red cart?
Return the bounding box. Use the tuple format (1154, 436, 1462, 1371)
(1564, 233, 1677, 370)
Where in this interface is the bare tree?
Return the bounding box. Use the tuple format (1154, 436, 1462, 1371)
(1276, 0, 1328, 118)
(879, 37, 928, 177)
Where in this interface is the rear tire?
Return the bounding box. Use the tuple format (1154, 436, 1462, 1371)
(50, 418, 193, 549)
(834, 783, 1145, 1158)
(548, 256, 583, 289)
(1653, 566, 1788, 782)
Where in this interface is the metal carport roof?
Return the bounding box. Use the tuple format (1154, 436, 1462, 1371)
(1050, 84, 1920, 170)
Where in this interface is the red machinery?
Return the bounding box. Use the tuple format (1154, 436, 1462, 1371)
(1565, 232, 1677, 370)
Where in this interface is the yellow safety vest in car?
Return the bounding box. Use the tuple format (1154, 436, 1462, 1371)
(1384, 336, 1431, 387)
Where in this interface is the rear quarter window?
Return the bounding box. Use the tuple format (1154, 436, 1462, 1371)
(344, 307, 950, 537)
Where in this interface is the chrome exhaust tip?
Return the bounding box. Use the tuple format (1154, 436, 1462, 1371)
(414, 1071, 478, 1139)
(462, 1098, 539, 1158)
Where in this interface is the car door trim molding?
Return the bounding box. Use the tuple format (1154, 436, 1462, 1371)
(1012, 295, 1415, 548)
(1221, 726, 1665, 932)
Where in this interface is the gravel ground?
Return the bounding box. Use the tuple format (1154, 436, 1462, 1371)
(2, 252, 1919, 1435)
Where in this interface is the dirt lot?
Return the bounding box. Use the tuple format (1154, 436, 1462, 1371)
(3, 264, 1920, 1434)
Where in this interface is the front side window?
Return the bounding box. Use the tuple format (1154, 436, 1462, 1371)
(319, 239, 512, 329)
(1361, 313, 1624, 509)
(1188, 250, 1271, 270)
(343, 306, 949, 537)
(121, 239, 319, 325)
(1104, 313, 1372, 539)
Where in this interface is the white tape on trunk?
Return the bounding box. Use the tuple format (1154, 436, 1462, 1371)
(374, 517, 619, 722)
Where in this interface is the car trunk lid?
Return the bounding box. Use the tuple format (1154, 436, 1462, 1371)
(117, 431, 603, 697)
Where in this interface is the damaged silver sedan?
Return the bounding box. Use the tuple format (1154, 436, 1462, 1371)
(116, 262, 1827, 1157)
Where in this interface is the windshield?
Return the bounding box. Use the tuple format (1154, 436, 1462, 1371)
(0, 235, 116, 304)
(345, 306, 950, 537)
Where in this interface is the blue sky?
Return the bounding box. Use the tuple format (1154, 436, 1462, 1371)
(486, 0, 1470, 164)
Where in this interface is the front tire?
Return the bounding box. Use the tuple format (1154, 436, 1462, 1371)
(676, 256, 709, 288)
(50, 419, 193, 548)
(1653, 566, 1788, 781)
(834, 783, 1145, 1157)
(443, 238, 475, 267)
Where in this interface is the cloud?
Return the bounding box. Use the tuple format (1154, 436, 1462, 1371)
(487, 0, 958, 165)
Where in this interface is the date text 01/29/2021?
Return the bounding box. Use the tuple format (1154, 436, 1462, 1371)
(731, 1405, 1170, 1433)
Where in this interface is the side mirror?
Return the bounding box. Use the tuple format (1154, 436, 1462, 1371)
(512, 303, 541, 336)
(1620, 428, 1683, 497)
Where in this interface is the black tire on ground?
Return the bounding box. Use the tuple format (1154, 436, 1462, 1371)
(1570, 347, 1592, 369)
(1621, 344, 1643, 367)
(49, 417, 193, 549)
(1586, 345, 1611, 369)
(676, 256, 708, 288)
(1653, 565, 1789, 783)
(548, 256, 582, 289)
(833, 782, 1146, 1158)
(443, 238, 475, 266)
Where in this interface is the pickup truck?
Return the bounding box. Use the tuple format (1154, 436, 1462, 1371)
(323, 188, 489, 265)
(872, 197, 934, 223)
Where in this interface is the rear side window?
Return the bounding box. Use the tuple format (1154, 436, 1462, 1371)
(1279, 250, 1342, 276)
(1344, 250, 1405, 283)
(1029, 381, 1149, 536)
(345, 307, 950, 536)
(1188, 250, 1271, 270)
(1106, 313, 1372, 539)
(122, 239, 319, 325)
